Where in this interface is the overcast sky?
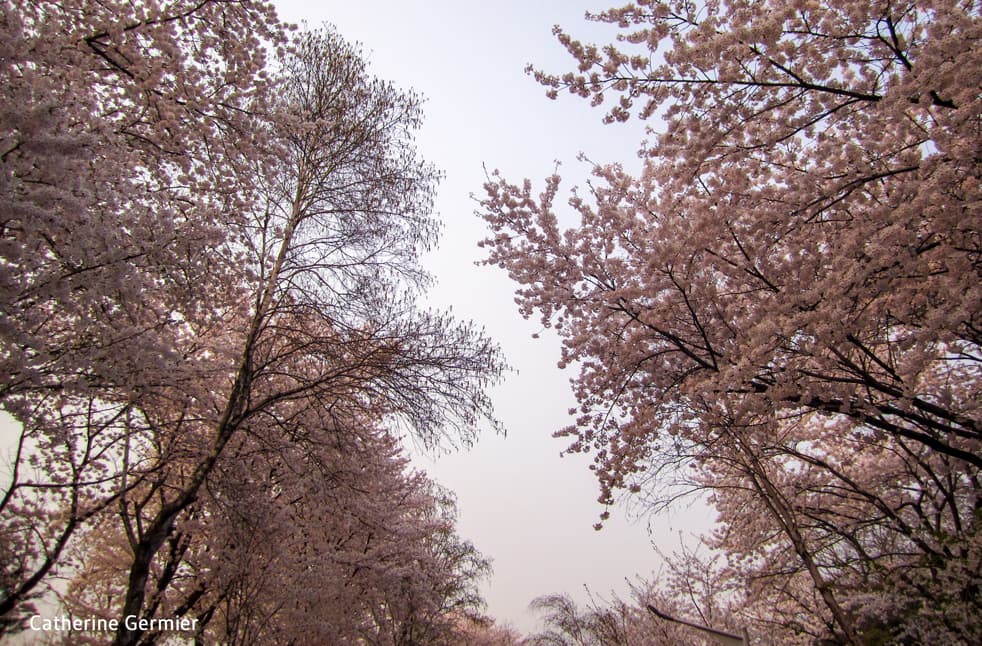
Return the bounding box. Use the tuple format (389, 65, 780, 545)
(271, 0, 715, 633)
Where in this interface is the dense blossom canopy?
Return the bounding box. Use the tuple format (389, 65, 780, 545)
(481, 0, 981, 642)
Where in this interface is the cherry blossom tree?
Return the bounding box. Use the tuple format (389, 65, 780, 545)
(1, 0, 284, 629)
(481, 1, 980, 642)
(525, 540, 752, 645)
(454, 618, 526, 646)
(62, 407, 491, 646)
(98, 26, 502, 646)
(2, 5, 502, 640)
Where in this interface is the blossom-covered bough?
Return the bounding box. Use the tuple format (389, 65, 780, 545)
(481, 1, 981, 643)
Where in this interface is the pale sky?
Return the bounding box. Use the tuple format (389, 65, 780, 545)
(271, 0, 714, 634)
